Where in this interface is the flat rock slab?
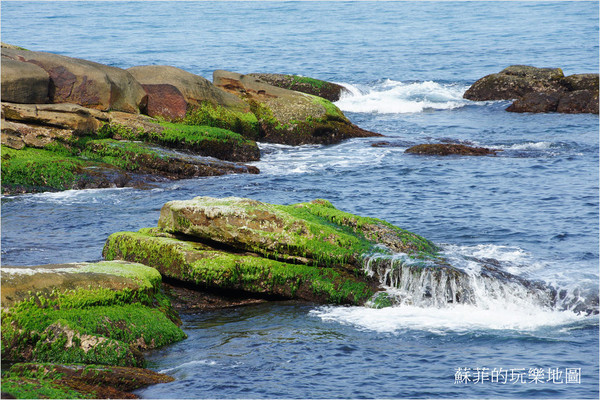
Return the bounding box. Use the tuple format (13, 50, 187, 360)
(248, 73, 346, 102)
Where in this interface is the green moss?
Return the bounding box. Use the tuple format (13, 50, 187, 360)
(80, 139, 165, 171)
(308, 95, 348, 122)
(1, 145, 85, 191)
(289, 75, 327, 89)
(103, 230, 374, 305)
(1, 263, 185, 367)
(369, 292, 393, 309)
(1, 374, 87, 399)
(183, 101, 260, 140)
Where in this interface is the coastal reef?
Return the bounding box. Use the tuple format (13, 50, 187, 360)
(1, 260, 185, 398)
(103, 197, 439, 305)
(1, 43, 379, 194)
(464, 65, 599, 114)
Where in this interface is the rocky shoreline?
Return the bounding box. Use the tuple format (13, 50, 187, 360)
(2, 45, 597, 398)
(1, 43, 379, 195)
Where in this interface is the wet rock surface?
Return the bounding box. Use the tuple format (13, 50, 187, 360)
(405, 143, 499, 156)
(464, 65, 599, 114)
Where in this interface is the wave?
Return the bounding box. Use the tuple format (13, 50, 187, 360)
(311, 243, 598, 333)
(334, 79, 471, 114)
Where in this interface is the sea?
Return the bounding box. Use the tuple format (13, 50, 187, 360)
(1, 1, 598, 399)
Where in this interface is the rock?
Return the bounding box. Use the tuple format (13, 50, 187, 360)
(560, 73, 599, 92)
(2, 362, 174, 399)
(101, 115, 260, 163)
(1, 58, 50, 103)
(1, 261, 186, 367)
(405, 143, 498, 156)
(1, 42, 28, 50)
(2, 48, 147, 113)
(464, 65, 564, 101)
(104, 228, 376, 305)
(127, 65, 248, 112)
(213, 70, 379, 145)
(247, 73, 346, 101)
(556, 89, 599, 114)
(465, 65, 599, 114)
(103, 197, 439, 305)
(505, 92, 561, 113)
(82, 139, 260, 178)
(2, 102, 107, 133)
(141, 83, 188, 120)
(1, 119, 73, 149)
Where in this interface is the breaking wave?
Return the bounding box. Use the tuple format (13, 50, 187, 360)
(334, 79, 472, 114)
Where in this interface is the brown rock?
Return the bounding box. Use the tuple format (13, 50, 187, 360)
(1, 119, 74, 149)
(2, 48, 147, 113)
(405, 143, 498, 156)
(557, 90, 599, 114)
(1, 58, 49, 103)
(213, 70, 379, 145)
(141, 83, 188, 120)
(506, 92, 561, 113)
(247, 73, 346, 101)
(127, 65, 248, 112)
(464, 65, 564, 101)
(2, 102, 106, 133)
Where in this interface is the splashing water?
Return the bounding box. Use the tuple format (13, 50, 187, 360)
(334, 79, 472, 114)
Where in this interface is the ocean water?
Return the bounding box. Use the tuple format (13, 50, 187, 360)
(1, 1, 598, 399)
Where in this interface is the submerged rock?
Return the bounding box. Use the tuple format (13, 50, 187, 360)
(103, 197, 438, 306)
(1, 261, 186, 368)
(405, 143, 498, 156)
(464, 65, 599, 114)
(2, 362, 174, 399)
(213, 70, 379, 145)
(247, 73, 346, 102)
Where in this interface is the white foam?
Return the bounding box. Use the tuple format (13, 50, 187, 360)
(334, 79, 471, 114)
(158, 359, 217, 374)
(504, 141, 553, 151)
(310, 304, 587, 334)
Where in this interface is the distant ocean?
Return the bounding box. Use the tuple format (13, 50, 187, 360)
(2, 1, 598, 398)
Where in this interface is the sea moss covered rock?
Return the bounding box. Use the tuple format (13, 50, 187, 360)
(1, 362, 174, 399)
(247, 73, 346, 102)
(1, 261, 186, 368)
(103, 197, 439, 305)
(213, 70, 379, 145)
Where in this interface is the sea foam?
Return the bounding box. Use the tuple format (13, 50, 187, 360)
(334, 79, 471, 114)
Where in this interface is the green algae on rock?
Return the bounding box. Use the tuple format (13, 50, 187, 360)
(213, 70, 379, 145)
(1, 261, 186, 368)
(103, 197, 439, 306)
(1, 362, 174, 399)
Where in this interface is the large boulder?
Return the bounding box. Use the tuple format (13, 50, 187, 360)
(464, 65, 565, 101)
(247, 73, 346, 102)
(213, 70, 379, 145)
(464, 65, 599, 114)
(1, 58, 50, 103)
(127, 65, 249, 118)
(103, 197, 439, 305)
(1, 48, 147, 113)
(1, 261, 186, 367)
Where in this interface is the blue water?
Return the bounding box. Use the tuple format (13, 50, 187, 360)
(1, 1, 598, 398)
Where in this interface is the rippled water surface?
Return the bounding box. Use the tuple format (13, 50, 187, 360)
(1, 1, 598, 398)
